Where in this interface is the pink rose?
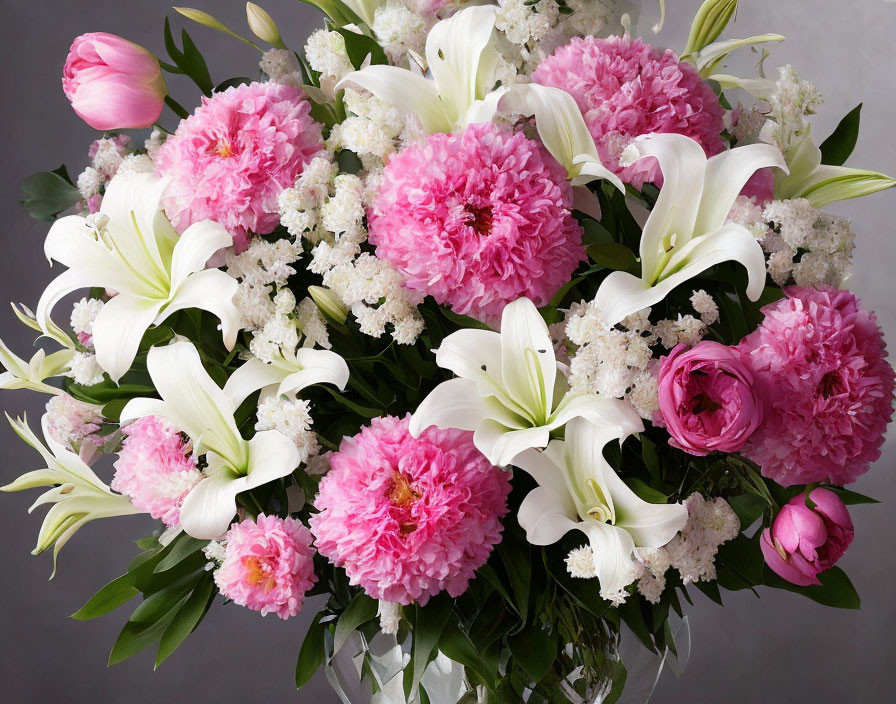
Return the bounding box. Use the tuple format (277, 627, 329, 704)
(760, 488, 854, 586)
(657, 341, 762, 456)
(63, 32, 167, 130)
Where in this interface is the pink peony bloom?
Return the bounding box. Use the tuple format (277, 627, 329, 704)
(310, 415, 511, 605)
(531, 35, 726, 189)
(214, 514, 317, 620)
(111, 416, 202, 526)
(155, 81, 324, 252)
(63, 33, 167, 131)
(740, 286, 895, 486)
(45, 394, 104, 460)
(760, 488, 854, 586)
(657, 341, 763, 456)
(368, 122, 584, 325)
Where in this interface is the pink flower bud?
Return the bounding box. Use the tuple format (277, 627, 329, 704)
(761, 488, 854, 586)
(62, 32, 167, 130)
(656, 341, 763, 456)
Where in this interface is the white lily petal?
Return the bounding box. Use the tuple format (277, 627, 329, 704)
(178, 469, 242, 540)
(435, 328, 503, 395)
(663, 222, 768, 301)
(791, 165, 896, 208)
(425, 4, 498, 126)
(632, 133, 707, 275)
(279, 348, 350, 396)
(518, 486, 579, 546)
(163, 268, 241, 350)
(502, 84, 601, 180)
(581, 521, 638, 600)
(514, 445, 570, 499)
(474, 420, 550, 467)
(693, 34, 785, 74)
(463, 87, 507, 126)
(170, 219, 233, 288)
(44, 216, 134, 286)
(499, 298, 556, 424)
(409, 378, 491, 437)
(572, 156, 626, 193)
(695, 142, 787, 235)
(338, 66, 450, 134)
(608, 475, 689, 547)
(36, 269, 125, 339)
(592, 271, 664, 328)
(223, 357, 288, 409)
(119, 397, 170, 424)
(91, 294, 165, 383)
(550, 395, 644, 437)
(242, 430, 301, 491)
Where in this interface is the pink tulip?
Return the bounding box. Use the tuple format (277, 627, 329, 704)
(656, 341, 763, 456)
(761, 488, 854, 586)
(63, 32, 167, 130)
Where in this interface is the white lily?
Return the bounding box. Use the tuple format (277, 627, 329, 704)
(2, 412, 139, 572)
(688, 34, 785, 77)
(341, 0, 383, 26)
(515, 417, 688, 604)
(592, 133, 786, 326)
(0, 338, 73, 395)
(223, 345, 349, 409)
(336, 5, 503, 133)
(500, 83, 625, 192)
(774, 129, 896, 208)
(120, 342, 299, 539)
(409, 298, 640, 467)
(36, 171, 241, 383)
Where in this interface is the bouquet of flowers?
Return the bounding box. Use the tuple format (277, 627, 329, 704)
(2, 1, 894, 702)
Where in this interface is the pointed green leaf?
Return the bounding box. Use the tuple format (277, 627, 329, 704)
(71, 573, 140, 621)
(508, 624, 558, 683)
(332, 592, 377, 656)
(412, 594, 452, 692)
(296, 612, 327, 689)
(820, 104, 862, 167)
(155, 574, 215, 668)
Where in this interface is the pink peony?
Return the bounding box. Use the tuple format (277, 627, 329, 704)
(531, 35, 726, 189)
(310, 415, 511, 605)
(45, 394, 104, 456)
(368, 122, 584, 325)
(63, 32, 167, 131)
(214, 514, 317, 620)
(111, 416, 202, 526)
(657, 341, 763, 456)
(155, 81, 324, 251)
(761, 488, 854, 586)
(740, 286, 895, 486)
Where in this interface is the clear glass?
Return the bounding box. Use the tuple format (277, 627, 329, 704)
(326, 616, 689, 704)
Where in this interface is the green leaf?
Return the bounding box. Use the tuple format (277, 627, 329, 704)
(728, 493, 768, 530)
(333, 592, 377, 656)
(321, 384, 383, 418)
(155, 574, 215, 667)
(764, 566, 861, 609)
(296, 613, 328, 689)
(508, 624, 558, 684)
(164, 95, 189, 119)
(108, 599, 187, 666)
(586, 243, 641, 275)
(411, 595, 452, 693)
(715, 533, 764, 591)
(215, 77, 251, 92)
(820, 104, 862, 167)
(129, 575, 202, 626)
(438, 621, 499, 693)
(623, 477, 668, 504)
(298, 0, 365, 27)
(828, 487, 880, 505)
(498, 533, 531, 625)
(693, 579, 723, 606)
(71, 573, 140, 621)
(21, 167, 81, 221)
(332, 26, 388, 69)
(180, 29, 214, 95)
(580, 218, 615, 246)
(153, 536, 207, 573)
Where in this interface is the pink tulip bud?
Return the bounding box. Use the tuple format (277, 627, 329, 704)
(761, 488, 854, 586)
(62, 32, 167, 131)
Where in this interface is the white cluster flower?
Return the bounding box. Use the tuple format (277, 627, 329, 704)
(689, 290, 719, 326)
(76, 135, 144, 205)
(225, 238, 303, 330)
(91, 136, 130, 178)
(666, 494, 740, 585)
(255, 395, 320, 464)
(76, 167, 104, 201)
(70, 297, 104, 341)
(372, 0, 428, 64)
(259, 48, 303, 87)
(278, 156, 339, 241)
(45, 393, 103, 452)
(760, 199, 855, 287)
(565, 301, 659, 418)
(250, 311, 301, 364)
(203, 539, 228, 566)
(116, 153, 155, 177)
(760, 65, 823, 152)
(377, 601, 402, 636)
(67, 351, 105, 386)
(727, 105, 768, 147)
(565, 545, 598, 579)
(305, 29, 354, 99)
(634, 547, 672, 605)
(296, 297, 330, 350)
(725, 195, 769, 240)
(144, 128, 166, 160)
(328, 89, 407, 165)
(496, 0, 559, 48)
(652, 314, 706, 349)
(304, 450, 332, 476)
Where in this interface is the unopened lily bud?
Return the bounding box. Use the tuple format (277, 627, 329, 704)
(174, 7, 231, 34)
(682, 0, 738, 57)
(308, 286, 348, 324)
(246, 3, 286, 49)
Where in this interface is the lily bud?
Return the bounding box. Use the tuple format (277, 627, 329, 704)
(174, 7, 232, 34)
(682, 0, 738, 57)
(308, 286, 348, 324)
(246, 3, 286, 49)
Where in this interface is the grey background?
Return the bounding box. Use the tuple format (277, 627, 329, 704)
(0, 1, 892, 702)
